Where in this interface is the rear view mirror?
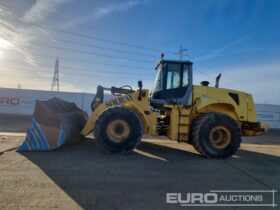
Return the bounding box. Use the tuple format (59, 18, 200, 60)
(138, 81, 143, 88)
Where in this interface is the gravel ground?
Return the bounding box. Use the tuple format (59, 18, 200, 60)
(0, 114, 279, 210)
(0, 134, 279, 210)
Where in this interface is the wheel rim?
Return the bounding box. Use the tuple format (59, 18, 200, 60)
(209, 126, 231, 149)
(106, 119, 130, 143)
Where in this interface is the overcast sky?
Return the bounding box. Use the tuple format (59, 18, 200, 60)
(0, 0, 279, 104)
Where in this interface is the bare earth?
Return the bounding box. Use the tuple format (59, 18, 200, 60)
(0, 114, 279, 210)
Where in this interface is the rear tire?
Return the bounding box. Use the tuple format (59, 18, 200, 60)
(94, 107, 143, 154)
(191, 112, 241, 158)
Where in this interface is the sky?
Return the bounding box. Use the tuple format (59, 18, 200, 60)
(0, 0, 279, 104)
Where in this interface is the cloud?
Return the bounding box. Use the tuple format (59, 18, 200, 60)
(93, 0, 140, 18)
(0, 1, 76, 90)
(0, 5, 12, 17)
(216, 61, 280, 104)
(0, 5, 36, 65)
(196, 34, 252, 61)
(21, 0, 72, 23)
(0, 0, 69, 65)
(64, 0, 142, 28)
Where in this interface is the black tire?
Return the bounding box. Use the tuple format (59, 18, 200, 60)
(94, 107, 143, 154)
(191, 112, 241, 158)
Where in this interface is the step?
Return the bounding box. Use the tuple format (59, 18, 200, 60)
(179, 114, 189, 117)
(178, 133, 189, 141)
(179, 123, 189, 126)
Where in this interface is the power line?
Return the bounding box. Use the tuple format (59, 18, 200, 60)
(48, 28, 173, 54)
(3, 18, 248, 90)
(0, 58, 155, 77)
(190, 55, 267, 94)
(3, 17, 174, 54)
(0, 17, 272, 97)
(0, 63, 155, 81)
(1, 66, 275, 104)
(1, 60, 249, 91)
(51, 37, 158, 58)
(0, 56, 266, 95)
(0, 54, 153, 71)
(29, 30, 260, 92)
(0, 73, 100, 89)
(0, 29, 159, 58)
(60, 66, 154, 78)
(23, 43, 154, 63)
(1, 51, 154, 69)
(193, 67, 258, 93)
(1, 54, 268, 96)
(0, 68, 154, 86)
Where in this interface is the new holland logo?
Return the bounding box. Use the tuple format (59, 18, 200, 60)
(105, 94, 133, 107)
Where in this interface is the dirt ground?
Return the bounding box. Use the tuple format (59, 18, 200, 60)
(0, 114, 279, 210)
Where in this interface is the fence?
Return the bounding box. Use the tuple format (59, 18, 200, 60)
(0, 87, 98, 116)
(0, 88, 279, 129)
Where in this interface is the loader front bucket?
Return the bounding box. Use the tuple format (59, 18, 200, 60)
(18, 98, 88, 152)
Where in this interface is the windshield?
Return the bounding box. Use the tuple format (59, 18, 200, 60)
(152, 64, 164, 93)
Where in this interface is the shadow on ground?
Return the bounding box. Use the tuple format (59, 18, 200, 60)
(20, 138, 280, 210)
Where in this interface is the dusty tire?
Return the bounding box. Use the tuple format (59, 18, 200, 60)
(94, 107, 143, 154)
(191, 112, 241, 158)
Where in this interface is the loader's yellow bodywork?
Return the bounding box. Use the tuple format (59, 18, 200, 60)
(192, 85, 268, 136)
(81, 85, 268, 141)
(81, 89, 158, 137)
(20, 58, 268, 156)
(193, 85, 254, 122)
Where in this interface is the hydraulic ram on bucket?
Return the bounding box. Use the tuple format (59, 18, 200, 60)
(18, 98, 88, 151)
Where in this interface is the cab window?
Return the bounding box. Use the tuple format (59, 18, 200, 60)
(166, 63, 181, 89)
(182, 64, 189, 87)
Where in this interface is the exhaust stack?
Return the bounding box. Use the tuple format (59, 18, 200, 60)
(215, 73, 222, 88)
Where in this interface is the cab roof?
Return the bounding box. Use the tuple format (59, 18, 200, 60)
(156, 59, 193, 69)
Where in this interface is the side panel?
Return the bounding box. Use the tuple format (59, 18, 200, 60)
(192, 85, 267, 136)
(193, 85, 250, 122)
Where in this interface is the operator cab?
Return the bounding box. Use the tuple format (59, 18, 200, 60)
(150, 59, 193, 108)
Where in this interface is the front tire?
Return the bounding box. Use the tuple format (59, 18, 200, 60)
(191, 112, 241, 158)
(94, 107, 143, 154)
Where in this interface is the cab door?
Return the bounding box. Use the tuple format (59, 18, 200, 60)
(164, 63, 189, 99)
(151, 61, 193, 106)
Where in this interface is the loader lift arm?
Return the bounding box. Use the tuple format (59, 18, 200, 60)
(91, 85, 135, 112)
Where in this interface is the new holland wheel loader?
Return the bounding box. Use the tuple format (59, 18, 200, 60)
(18, 56, 268, 158)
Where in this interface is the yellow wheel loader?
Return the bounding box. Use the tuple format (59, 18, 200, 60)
(18, 57, 268, 158)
